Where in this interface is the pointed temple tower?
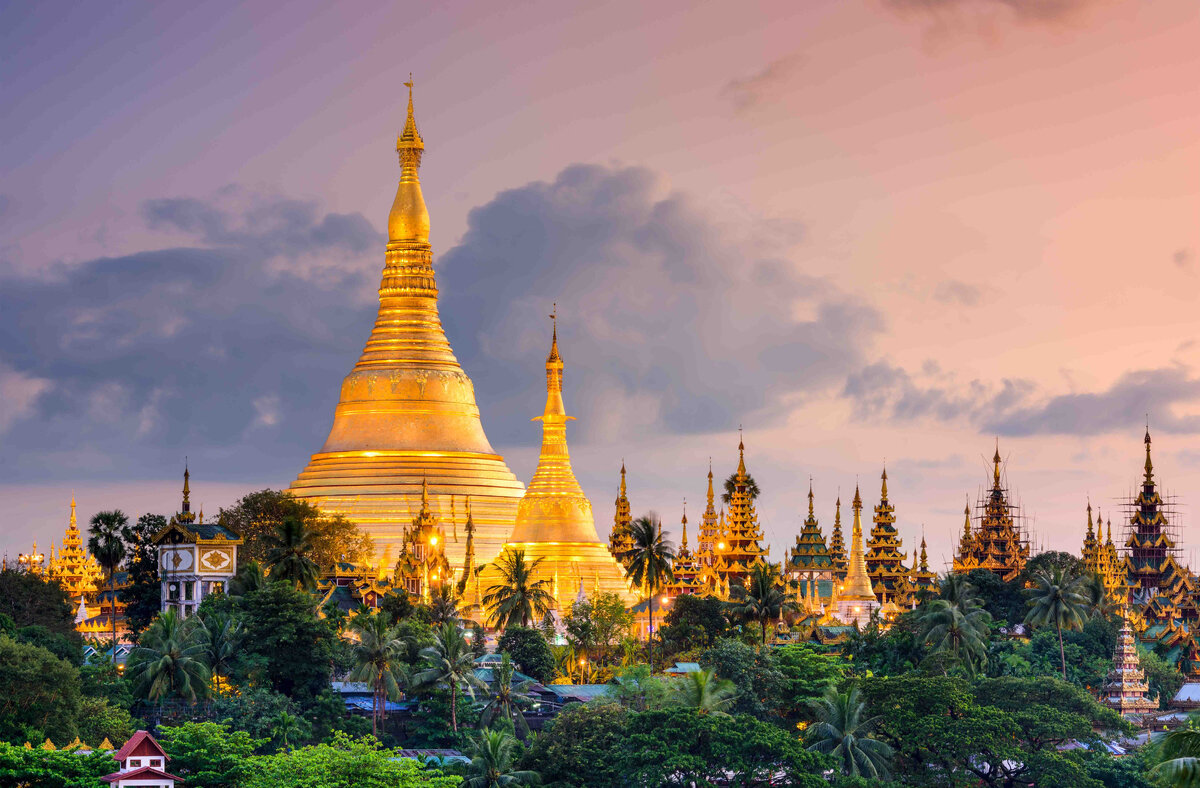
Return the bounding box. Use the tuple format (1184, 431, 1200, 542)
(709, 438, 769, 592)
(609, 463, 635, 568)
(47, 496, 103, 602)
(1102, 612, 1158, 717)
(666, 505, 705, 596)
(478, 314, 635, 615)
(837, 485, 879, 627)
(911, 536, 936, 595)
(828, 496, 848, 582)
(952, 446, 1029, 582)
(788, 482, 835, 587)
(1123, 430, 1186, 599)
(290, 82, 524, 571)
(865, 469, 912, 606)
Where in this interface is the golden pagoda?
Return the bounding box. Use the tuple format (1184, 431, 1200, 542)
(290, 80, 524, 571)
(665, 505, 705, 597)
(910, 536, 936, 595)
(1102, 612, 1158, 717)
(1082, 501, 1102, 575)
(392, 476, 452, 602)
(865, 469, 913, 606)
(709, 438, 769, 592)
(952, 446, 1029, 582)
(828, 495, 847, 582)
(608, 463, 635, 568)
(478, 314, 636, 616)
(836, 485, 879, 627)
(46, 497, 103, 602)
(787, 482, 835, 586)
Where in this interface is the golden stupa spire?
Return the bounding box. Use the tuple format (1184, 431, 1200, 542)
(183, 461, 191, 508)
(807, 480, 815, 517)
(706, 459, 716, 510)
(68, 494, 77, 531)
(843, 485, 876, 601)
(993, 440, 1002, 488)
(680, 502, 689, 552)
(1144, 427, 1155, 484)
(736, 426, 747, 479)
(290, 80, 524, 572)
(620, 460, 627, 496)
(1086, 500, 1095, 540)
(880, 466, 888, 500)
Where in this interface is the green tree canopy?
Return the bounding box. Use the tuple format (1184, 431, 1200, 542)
(698, 637, 786, 720)
(0, 636, 83, 746)
(219, 489, 374, 571)
(496, 627, 554, 684)
(0, 741, 117, 788)
(242, 732, 459, 788)
(156, 722, 266, 788)
(0, 569, 77, 637)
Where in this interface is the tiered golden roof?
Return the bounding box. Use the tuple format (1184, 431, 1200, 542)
(608, 463, 635, 568)
(828, 495, 847, 582)
(46, 496, 102, 602)
(392, 476, 451, 601)
(1103, 612, 1158, 716)
(707, 439, 769, 593)
(865, 469, 913, 606)
(290, 81, 524, 571)
(910, 536, 936, 593)
(787, 482, 835, 581)
(665, 506, 706, 597)
(478, 315, 635, 614)
(952, 446, 1029, 582)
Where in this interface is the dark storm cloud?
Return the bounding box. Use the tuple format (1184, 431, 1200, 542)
(843, 361, 1034, 423)
(720, 54, 805, 113)
(438, 163, 882, 444)
(0, 194, 380, 482)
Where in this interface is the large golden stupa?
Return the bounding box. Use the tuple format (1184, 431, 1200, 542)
(478, 316, 637, 616)
(290, 82, 524, 571)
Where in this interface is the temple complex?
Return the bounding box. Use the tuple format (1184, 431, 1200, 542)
(865, 469, 912, 606)
(289, 82, 524, 573)
(836, 485, 879, 627)
(707, 439, 769, 592)
(952, 446, 1029, 581)
(477, 315, 636, 616)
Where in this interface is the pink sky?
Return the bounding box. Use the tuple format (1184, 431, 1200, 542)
(2, 0, 1199, 570)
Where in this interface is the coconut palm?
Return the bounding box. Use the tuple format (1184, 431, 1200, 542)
(88, 510, 128, 659)
(721, 472, 761, 504)
(676, 669, 737, 715)
(125, 609, 210, 702)
(1081, 572, 1113, 620)
(805, 685, 893, 779)
(1154, 728, 1200, 787)
(482, 549, 554, 630)
(264, 518, 320, 590)
(462, 728, 540, 788)
(735, 562, 796, 645)
(229, 560, 267, 595)
(430, 582, 463, 625)
(412, 622, 486, 733)
(938, 573, 975, 606)
(271, 710, 301, 752)
(918, 592, 992, 676)
(624, 515, 674, 666)
(347, 613, 410, 737)
(1024, 566, 1089, 680)
(479, 652, 536, 737)
(192, 610, 243, 695)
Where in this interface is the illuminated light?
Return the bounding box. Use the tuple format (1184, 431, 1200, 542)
(430, 536, 438, 545)
(661, 596, 669, 605)
(718, 542, 726, 550)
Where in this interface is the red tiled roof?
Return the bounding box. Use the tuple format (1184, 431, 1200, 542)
(102, 765, 184, 783)
(113, 730, 168, 762)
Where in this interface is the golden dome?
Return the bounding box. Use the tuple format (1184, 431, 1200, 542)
(291, 81, 524, 571)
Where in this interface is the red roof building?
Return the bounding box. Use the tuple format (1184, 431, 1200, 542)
(102, 730, 183, 788)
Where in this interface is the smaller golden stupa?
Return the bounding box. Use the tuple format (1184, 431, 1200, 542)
(836, 484, 878, 626)
(479, 311, 636, 617)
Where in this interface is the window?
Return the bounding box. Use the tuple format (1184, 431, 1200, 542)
(209, 581, 223, 595)
(168, 583, 179, 601)
(128, 758, 141, 767)
(184, 581, 194, 601)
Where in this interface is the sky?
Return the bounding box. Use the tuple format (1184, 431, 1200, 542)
(2, 0, 1199, 571)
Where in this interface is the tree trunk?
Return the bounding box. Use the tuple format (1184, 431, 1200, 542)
(761, 618, 768, 645)
(110, 573, 118, 662)
(451, 684, 458, 732)
(645, 580, 653, 669)
(1057, 622, 1067, 681)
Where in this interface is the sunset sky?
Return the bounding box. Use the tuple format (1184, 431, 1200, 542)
(2, 0, 1199, 570)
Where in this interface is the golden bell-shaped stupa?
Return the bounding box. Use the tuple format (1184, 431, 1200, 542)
(478, 313, 636, 616)
(290, 80, 524, 572)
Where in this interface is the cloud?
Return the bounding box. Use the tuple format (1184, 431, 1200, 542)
(720, 54, 805, 112)
(932, 279, 983, 306)
(845, 360, 1200, 438)
(438, 163, 882, 443)
(1174, 248, 1194, 270)
(884, 0, 1105, 44)
(0, 193, 380, 482)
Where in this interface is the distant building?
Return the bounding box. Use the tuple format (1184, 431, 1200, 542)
(101, 730, 182, 787)
(153, 467, 241, 618)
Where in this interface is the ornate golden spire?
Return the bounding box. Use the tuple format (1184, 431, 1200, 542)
(880, 467, 888, 500)
(843, 485, 876, 601)
(1086, 500, 1095, 539)
(736, 429, 747, 479)
(706, 460, 715, 510)
(1144, 428, 1154, 484)
(680, 504, 689, 552)
(389, 75, 429, 243)
(993, 441, 1002, 488)
(807, 480, 815, 517)
(620, 460, 627, 496)
(69, 495, 77, 531)
(183, 462, 191, 510)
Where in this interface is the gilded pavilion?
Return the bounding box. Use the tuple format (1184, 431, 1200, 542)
(706, 439, 769, 591)
(1102, 613, 1158, 717)
(828, 496, 848, 583)
(952, 446, 1029, 581)
(1081, 502, 1125, 607)
(290, 83, 524, 573)
(477, 316, 636, 617)
(865, 469, 913, 606)
(46, 497, 103, 603)
(664, 506, 706, 597)
(608, 463, 635, 569)
(911, 536, 936, 595)
(787, 483, 835, 588)
(392, 477, 452, 602)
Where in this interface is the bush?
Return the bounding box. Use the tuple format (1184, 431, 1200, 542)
(497, 626, 554, 683)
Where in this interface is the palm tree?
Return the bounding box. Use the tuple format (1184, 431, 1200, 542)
(461, 728, 540, 788)
(735, 562, 796, 645)
(939, 573, 975, 606)
(125, 609, 210, 702)
(271, 710, 301, 752)
(1154, 728, 1200, 787)
(479, 652, 535, 737)
(430, 582, 463, 626)
(412, 622, 486, 733)
(623, 515, 674, 666)
(192, 610, 243, 695)
(1024, 566, 1089, 681)
(721, 472, 760, 504)
(805, 685, 893, 779)
(1081, 573, 1113, 620)
(482, 549, 554, 630)
(917, 591, 992, 676)
(265, 518, 320, 590)
(88, 510, 128, 659)
(676, 669, 737, 715)
(347, 613, 410, 737)
(229, 560, 267, 595)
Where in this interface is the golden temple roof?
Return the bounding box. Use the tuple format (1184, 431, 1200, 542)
(841, 485, 877, 602)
